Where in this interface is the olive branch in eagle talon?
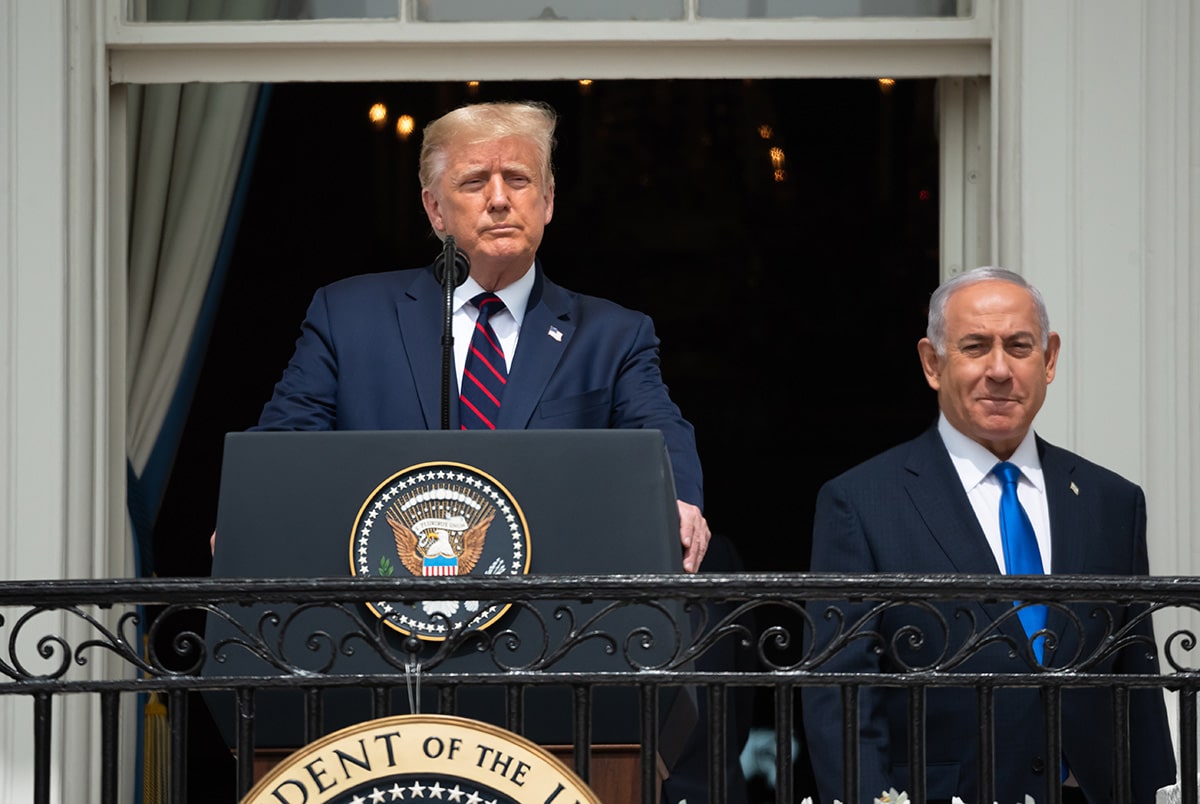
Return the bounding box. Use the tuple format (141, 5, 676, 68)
(387, 507, 494, 577)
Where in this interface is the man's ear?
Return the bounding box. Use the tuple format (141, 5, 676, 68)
(917, 338, 942, 391)
(421, 188, 444, 232)
(1044, 331, 1061, 384)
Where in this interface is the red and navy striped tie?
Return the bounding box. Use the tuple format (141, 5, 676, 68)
(459, 293, 508, 430)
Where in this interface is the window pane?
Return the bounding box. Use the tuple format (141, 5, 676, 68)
(137, 0, 968, 22)
(416, 1, 684, 22)
(139, 0, 685, 22)
(141, 0, 399, 22)
(698, 0, 968, 18)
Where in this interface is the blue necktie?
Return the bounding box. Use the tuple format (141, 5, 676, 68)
(459, 293, 508, 430)
(992, 461, 1048, 661)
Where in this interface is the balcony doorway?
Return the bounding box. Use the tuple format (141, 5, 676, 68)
(151, 77, 940, 801)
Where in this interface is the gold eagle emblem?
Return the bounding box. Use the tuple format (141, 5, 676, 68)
(387, 508, 494, 577)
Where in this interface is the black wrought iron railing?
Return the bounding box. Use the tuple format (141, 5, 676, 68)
(1, 574, 1198, 804)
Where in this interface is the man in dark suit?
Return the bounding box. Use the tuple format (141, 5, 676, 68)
(244, 100, 710, 572)
(801, 267, 1176, 803)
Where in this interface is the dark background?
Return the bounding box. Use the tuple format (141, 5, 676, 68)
(150, 77, 941, 800)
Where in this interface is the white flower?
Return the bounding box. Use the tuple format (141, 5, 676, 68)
(876, 789, 909, 804)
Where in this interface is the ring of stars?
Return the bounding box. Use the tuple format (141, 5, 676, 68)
(341, 777, 505, 804)
(349, 463, 530, 639)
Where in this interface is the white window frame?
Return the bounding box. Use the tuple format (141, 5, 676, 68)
(105, 2, 993, 83)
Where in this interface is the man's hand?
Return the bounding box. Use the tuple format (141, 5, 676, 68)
(677, 500, 710, 573)
(210, 530, 216, 556)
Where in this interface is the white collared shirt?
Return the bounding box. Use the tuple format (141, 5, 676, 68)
(937, 414, 1053, 573)
(452, 263, 535, 390)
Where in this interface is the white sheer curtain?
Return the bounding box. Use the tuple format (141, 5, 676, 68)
(124, 80, 262, 573)
(125, 81, 259, 473)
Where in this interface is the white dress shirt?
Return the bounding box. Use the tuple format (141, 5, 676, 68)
(451, 263, 535, 390)
(937, 414, 1053, 574)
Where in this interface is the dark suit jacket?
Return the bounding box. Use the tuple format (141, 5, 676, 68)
(801, 426, 1176, 804)
(253, 261, 703, 507)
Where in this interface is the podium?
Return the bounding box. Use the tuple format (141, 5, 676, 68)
(203, 429, 694, 794)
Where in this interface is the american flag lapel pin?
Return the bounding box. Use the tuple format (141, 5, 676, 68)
(548, 326, 563, 342)
(1069, 481, 1079, 496)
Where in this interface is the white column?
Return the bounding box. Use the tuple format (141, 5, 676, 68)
(1, 1, 129, 801)
(1142, 0, 1200, 607)
(1142, 1, 1200, 770)
(996, 0, 1200, 764)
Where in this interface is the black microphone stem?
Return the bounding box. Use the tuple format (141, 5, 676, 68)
(440, 236, 458, 430)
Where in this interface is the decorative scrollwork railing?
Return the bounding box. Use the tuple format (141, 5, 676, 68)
(2, 573, 1200, 804)
(6, 573, 1200, 681)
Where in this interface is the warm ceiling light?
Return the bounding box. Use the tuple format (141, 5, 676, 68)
(368, 103, 388, 128)
(395, 114, 415, 140)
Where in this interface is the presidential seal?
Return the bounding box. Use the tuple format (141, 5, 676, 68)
(241, 714, 601, 804)
(350, 462, 530, 640)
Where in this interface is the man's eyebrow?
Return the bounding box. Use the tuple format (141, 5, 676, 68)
(956, 329, 1036, 342)
(956, 333, 992, 344)
(448, 169, 490, 187)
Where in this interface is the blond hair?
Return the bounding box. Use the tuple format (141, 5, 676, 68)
(418, 101, 557, 193)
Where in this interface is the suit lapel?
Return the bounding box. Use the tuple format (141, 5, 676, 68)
(1039, 438, 1083, 574)
(904, 428, 1000, 574)
(395, 266, 453, 429)
(904, 428, 1032, 647)
(1038, 438, 1083, 665)
(496, 265, 572, 429)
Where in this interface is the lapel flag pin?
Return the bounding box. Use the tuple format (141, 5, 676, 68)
(1070, 481, 1079, 496)
(548, 326, 563, 342)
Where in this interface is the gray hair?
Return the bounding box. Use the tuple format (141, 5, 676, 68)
(418, 101, 557, 193)
(926, 266, 1051, 355)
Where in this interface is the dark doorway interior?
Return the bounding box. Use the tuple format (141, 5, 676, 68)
(151, 77, 941, 801)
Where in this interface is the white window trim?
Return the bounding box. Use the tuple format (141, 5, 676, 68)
(105, 1, 993, 83)
(939, 75, 991, 280)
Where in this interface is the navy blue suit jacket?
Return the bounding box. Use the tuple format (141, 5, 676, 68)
(801, 426, 1175, 803)
(253, 261, 703, 508)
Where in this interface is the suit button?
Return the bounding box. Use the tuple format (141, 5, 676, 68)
(1031, 757, 1046, 774)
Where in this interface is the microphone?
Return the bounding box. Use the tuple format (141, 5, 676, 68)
(434, 238, 470, 287)
(437, 236, 470, 429)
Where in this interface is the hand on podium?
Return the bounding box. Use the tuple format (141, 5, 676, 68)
(677, 500, 709, 573)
